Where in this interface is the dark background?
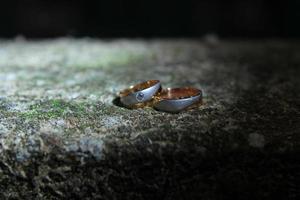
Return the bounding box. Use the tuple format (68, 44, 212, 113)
(0, 0, 300, 38)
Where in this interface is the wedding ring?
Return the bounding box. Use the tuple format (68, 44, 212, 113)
(119, 80, 161, 108)
(154, 87, 202, 113)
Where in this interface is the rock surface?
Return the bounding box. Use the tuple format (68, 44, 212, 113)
(0, 38, 299, 199)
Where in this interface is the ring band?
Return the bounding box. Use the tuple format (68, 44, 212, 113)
(154, 87, 202, 113)
(119, 80, 161, 108)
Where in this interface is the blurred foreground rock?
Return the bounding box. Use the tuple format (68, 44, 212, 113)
(0, 38, 299, 199)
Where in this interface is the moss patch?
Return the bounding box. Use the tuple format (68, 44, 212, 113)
(70, 51, 148, 69)
(18, 99, 127, 122)
(21, 99, 87, 120)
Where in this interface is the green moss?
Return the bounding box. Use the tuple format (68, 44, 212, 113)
(70, 51, 147, 69)
(18, 99, 127, 122)
(21, 99, 87, 120)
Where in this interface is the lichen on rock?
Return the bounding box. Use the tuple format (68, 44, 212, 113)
(0, 38, 299, 199)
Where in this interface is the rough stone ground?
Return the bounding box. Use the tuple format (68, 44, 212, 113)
(0, 38, 299, 199)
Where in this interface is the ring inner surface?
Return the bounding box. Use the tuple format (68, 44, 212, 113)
(120, 80, 159, 97)
(158, 88, 201, 100)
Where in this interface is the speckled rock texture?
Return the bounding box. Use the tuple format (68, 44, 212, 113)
(0, 38, 299, 199)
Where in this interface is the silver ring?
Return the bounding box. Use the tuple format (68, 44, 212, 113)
(154, 87, 202, 113)
(119, 80, 161, 107)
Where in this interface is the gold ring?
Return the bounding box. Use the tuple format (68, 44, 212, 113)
(154, 87, 202, 112)
(119, 80, 161, 108)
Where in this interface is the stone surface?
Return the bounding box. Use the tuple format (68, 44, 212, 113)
(0, 38, 299, 199)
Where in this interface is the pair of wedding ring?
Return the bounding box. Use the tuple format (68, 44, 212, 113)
(119, 80, 202, 113)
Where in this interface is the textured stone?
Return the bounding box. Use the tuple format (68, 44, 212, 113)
(0, 38, 299, 199)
